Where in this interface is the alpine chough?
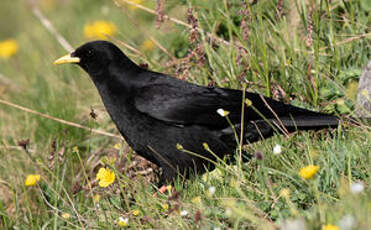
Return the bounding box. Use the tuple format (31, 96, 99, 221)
(54, 40, 340, 183)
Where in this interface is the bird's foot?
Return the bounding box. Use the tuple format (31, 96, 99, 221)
(152, 185, 167, 197)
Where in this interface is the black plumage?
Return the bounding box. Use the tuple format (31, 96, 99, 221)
(54, 41, 340, 183)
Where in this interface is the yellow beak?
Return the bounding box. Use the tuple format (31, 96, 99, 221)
(54, 53, 80, 65)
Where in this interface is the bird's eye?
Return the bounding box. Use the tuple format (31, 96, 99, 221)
(86, 50, 94, 58)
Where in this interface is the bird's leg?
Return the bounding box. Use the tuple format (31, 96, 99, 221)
(152, 166, 177, 197)
(152, 185, 168, 197)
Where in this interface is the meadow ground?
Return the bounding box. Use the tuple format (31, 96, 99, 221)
(0, 0, 370, 229)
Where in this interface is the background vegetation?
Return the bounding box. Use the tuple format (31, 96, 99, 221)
(0, 0, 370, 229)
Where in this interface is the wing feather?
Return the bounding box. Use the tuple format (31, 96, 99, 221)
(133, 78, 338, 130)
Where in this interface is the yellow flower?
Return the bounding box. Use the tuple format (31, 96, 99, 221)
(114, 142, 121, 150)
(299, 165, 319, 179)
(322, 224, 339, 230)
(72, 146, 79, 153)
(161, 203, 169, 211)
(25, 174, 41, 186)
(191, 196, 201, 204)
(133, 209, 140, 216)
(61, 212, 71, 219)
(118, 217, 129, 227)
(84, 20, 117, 40)
(166, 185, 172, 192)
(96, 167, 115, 187)
(0, 39, 18, 59)
(140, 40, 155, 51)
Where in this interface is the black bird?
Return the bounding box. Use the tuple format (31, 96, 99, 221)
(54, 41, 340, 183)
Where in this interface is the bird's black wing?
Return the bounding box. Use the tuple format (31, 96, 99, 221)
(134, 82, 243, 128)
(133, 77, 338, 130)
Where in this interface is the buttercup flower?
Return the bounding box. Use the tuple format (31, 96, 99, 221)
(299, 165, 319, 179)
(322, 224, 339, 230)
(0, 39, 18, 59)
(133, 209, 140, 216)
(141, 40, 155, 51)
(96, 167, 115, 187)
(114, 142, 121, 150)
(25, 174, 41, 186)
(84, 21, 117, 40)
(161, 203, 169, 211)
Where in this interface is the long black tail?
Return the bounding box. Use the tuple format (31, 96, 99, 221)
(243, 110, 340, 143)
(278, 112, 340, 130)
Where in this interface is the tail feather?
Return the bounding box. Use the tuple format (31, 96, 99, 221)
(240, 113, 340, 143)
(279, 114, 340, 129)
(245, 92, 340, 129)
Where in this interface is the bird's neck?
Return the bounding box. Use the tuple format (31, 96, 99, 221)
(88, 64, 148, 141)
(93, 74, 133, 112)
(94, 77, 138, 132)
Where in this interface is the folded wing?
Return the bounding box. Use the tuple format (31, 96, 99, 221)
(134, 81, 340, 131)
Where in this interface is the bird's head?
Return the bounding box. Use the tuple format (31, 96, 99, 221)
(54, 40, 139, 81)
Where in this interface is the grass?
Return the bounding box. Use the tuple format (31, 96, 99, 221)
(0, 0, 370, 229)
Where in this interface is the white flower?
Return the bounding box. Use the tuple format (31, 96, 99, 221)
(118, 217, 129, 226)
(281, 218, 306, 230)
(217, 108, 230, 117)
(350, 182, 364, 194)
(338, 214, 355, 230)
(180, 210, 188, 216)
(273, 144, 282, 155)
(213, 227, 221, 230)
(208, 186, 216, 196)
